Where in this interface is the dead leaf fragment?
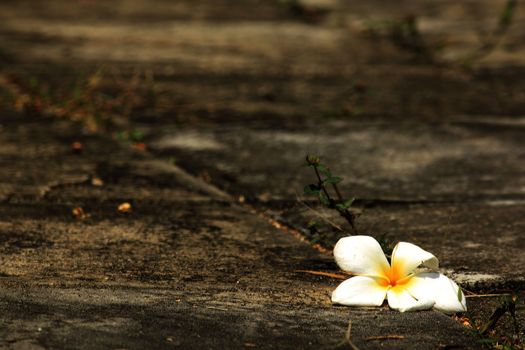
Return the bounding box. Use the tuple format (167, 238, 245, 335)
(453, 315, 473, 328)
(118, 202, 132, 213)
(91, 177, 104, 186)
(72, 207, 89, 219)
(71, 141, 83, 154)
(133, 142, 146, 151)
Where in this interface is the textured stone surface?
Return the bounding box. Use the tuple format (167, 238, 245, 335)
(0, 112, 478, 349)
(1, 0, 524, 347)
(145, 122, 525, 289)
(147, 122, 525, 201)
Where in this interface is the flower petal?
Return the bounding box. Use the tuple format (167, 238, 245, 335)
(391, 242, 439, 278)
(387, 286, 435, 312)
(405, 272, 467, 314)
(331, 276, 387, 306)
(333, 236, 390, 278)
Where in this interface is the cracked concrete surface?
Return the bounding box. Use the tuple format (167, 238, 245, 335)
(0, 112, 480, 349)
(0, 0, 524, 348)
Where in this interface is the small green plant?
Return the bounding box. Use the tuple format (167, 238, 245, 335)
(479, 295, 520, 336)
(0, 66, 159, 131)
(304, 155, 357, 234)
(389, 15, 433, 63)
(461, 0, 518, 66)
(473, 294, 523, 349)
(362, 16, 436, 63)
(303, 155, 396, 256)
(116, 129, 145, 144)
(361, 0, 518, 67)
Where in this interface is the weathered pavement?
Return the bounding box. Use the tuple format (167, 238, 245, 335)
(0, 112, 478, 349)
(0, 0, 524, 348)
(149, 121, 525, 291)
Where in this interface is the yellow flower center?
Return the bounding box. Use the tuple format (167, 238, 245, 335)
(378, 262, 410, 288)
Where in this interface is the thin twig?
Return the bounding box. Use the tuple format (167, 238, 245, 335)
(365, 335, 405, 341)
(461, 0, 517, 63)
(330, 320, 362, 350)
(465, 293, 511, 298)
(313, 166, 333, 204)
(345, 321, 361, 350)
(332, 182, 344, 202)
(294, 270, 348, 280)
(295, 194, 346, 233)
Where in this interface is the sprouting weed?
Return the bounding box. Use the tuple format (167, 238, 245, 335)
(304, 155, 357, 234)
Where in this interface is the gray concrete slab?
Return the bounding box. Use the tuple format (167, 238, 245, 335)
(148, 122, 525, 201)
(0, 285, 477, 350)
(2, 0, 525, 122)
(0, 0, 524, 347)
(0, 112, 479, 349)
(145, 121, 525, 290)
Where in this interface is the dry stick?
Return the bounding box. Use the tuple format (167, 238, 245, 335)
(465, 293, 512, 298)
(345, 321, 361, 350)
(461, 0, 517, 63)
(294, 270, 348, 280)
(331, 321, 362, 350)
(295, 194, 346, 233)
(365, 335, 405, 341)
(462, 287, 513, 298)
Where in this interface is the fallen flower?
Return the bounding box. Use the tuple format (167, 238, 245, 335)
(331, 235, 466, 313)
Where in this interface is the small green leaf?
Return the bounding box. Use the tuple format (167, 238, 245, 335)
(345, 197, 355, 206)
(324, 176, 342, 184)
(499, 0, 516, 27)
(457, 288, 462, 301)
(318, 191, 330, 206)
(29, 77, 39, 90)
(304, 184, 320, 195)
(307, 220, 320, 235)
(310, 234, 321, 244)
(336, 197, 355, 210)
(335, 204, 345, 211)
(116, 131, 126, 141)
(72, 86, 82, 101)
(317, 164, 332, 177)
(343, 197, 355, 207)
(129, 129, 144, 142)
(307, 220, 318, 228)
(477, 338, 496, 345)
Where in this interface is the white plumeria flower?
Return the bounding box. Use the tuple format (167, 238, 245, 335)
(331, 235, 467, 313)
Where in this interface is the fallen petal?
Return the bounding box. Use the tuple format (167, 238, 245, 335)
(406, 272, 467, 314)
(387, 286, 435, 312)
(333, 236, 390, 278)
(391, 242, 439, 278)
(332, 276, 387, 306)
